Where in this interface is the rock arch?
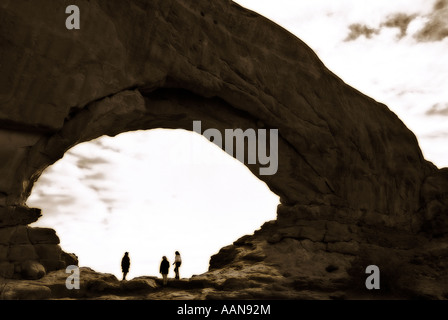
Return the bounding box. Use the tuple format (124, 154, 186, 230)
(0, 0, 447, 297)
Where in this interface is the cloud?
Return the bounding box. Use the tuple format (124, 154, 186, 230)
(426, 103, 448, 116)
(344, 0, 448, 42)
(345, 24, 380, 41)
(76, 157, 109, 170)
(345, 14, 418, 41)
(29, 193, 75, 211)
(416, 0, 448, 41)
(422, 131, 448, 139)
(84, 172, 107, 181)
(91, 139, 120, 153)
(434, 0, 448, 10)
(414, 10, 448, 41)
(345, 13, 418, 41)
(381, 13, 418, 38)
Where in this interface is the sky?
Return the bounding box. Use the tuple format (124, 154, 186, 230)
(28, 130, 280, 279)
(235, 0, 448, 168)
(28, 0, 448, 280)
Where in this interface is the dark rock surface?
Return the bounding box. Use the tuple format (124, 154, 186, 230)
(0, 0, 447, 299)
(2, 226, 447, 300)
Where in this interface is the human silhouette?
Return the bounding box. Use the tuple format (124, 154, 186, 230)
(173, 251, 182, 280)
(160, 256, 170, 285)
(121, 252, 130, 281)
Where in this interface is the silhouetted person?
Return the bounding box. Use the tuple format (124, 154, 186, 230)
(160, 256, 170, 285)
(121, 252, 130, 281)
(173, 251, 182, 280)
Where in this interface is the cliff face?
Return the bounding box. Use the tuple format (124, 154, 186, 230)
(0, 0, 447, 299)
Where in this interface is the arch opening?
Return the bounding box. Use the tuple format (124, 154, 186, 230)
(26, 128, 279, 279)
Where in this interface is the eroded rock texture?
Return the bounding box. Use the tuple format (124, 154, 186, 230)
(0, 0, 447, 299)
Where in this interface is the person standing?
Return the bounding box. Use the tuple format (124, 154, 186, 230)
(121, 252, 130, 281)
(160, 256, 170, 285)
(173, 251, 182, 280)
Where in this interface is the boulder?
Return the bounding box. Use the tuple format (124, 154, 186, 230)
(120, 278, 158, 292)
(61, 252, 79, 267)
(28, 227, 60, 245)
(0, 245, 8, 261)
(34, 244, 62, 261)
(0, 227, 15, 245)
(20, 260, 46, 280)
(7, 245, 38, 262)
(9, 226, 29, 245)
(1, 283, 51, 300)
(0, 262, 14, 278)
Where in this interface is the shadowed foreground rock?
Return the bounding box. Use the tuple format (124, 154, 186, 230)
(2, 226, 447, 300)
(0, 0, 447, 299)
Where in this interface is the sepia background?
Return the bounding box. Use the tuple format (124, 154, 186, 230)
(27, 0, 448, 280)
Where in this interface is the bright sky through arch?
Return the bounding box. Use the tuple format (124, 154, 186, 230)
(28, 129, 280, 279)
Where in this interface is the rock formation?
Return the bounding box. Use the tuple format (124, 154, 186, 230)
(0, 0, 447, 299)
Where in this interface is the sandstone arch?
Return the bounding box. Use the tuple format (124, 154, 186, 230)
(0, 0, 447, 297)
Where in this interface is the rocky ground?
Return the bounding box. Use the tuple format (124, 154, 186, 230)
(0, 265, 362, 300)
(2, 219, 447, 300)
